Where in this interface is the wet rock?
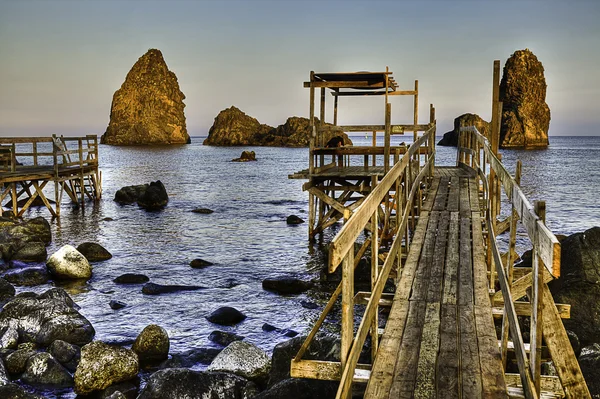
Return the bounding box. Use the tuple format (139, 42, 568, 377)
(105, 391, 127, 399)
(191, 208, 214, 214)
(231, 150, 256, 162)
(207, 341, 270, 384)
(499, 49, 550, 148)
(77, 242, 112, 262)
(114, 273, 149, 284)
(579, 344, 600, 396)
(189, 258, 213, 269)
(74, 341, 139, 395)
(20, 217, 52, 245)
(22, 352, 73, 388)
(11, 242, 47, 263)
(99, 377, 140, 399)
(101, 49, 190, 146)
(0, 383, 44, 398)
(0, 326, 18, 349)
(206, 307, 246, 326)
(132, 324, 170, 366)
(0, 288, 95, 346)
(3, 264, 49, 286)
(138, 368, 258, 399)
(114, 184, 148, 205)
(261, 324, 297, 338)
(141, 282, 205, 295)
(437, 113, 490, 147)
(110, 300, 127, 310)
(300, 300, 319, 310)
(159, 347, 222, 369)
(137, 181, 169, 210)
(283, 330, 298, 338)
(567, 330, 581, 358)
(49, 339, 80, 372)
(0, 357, 8, 385)
(286, 215, 304, 225)
(0, 278, 15, 303)
(262, 323, 278, 333)
(262, 277, 312, 295)
(253, 378, 338, 399)
(5, 348, 37, 374)
(46, 244, 92, 280)
(208, 330, 244, 347)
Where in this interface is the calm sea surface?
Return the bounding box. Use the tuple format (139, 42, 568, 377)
(14, 135, 600, 373)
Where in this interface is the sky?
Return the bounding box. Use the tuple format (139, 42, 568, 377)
(0, 0, 599, 137)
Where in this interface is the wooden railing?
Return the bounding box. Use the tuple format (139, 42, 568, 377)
(291, 125, 436, 398)
(458, 126, 590, 399)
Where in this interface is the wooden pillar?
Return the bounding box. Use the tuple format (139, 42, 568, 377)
(489, 60, 501, 232)
(384, 103, 391, 173)
(333, 89, 339, 126)
(530, 200, 546, 396)
(372, 131, 377, 166)
(370, 175, 379, 362)
(308, 72, 315, 239)
(341, 250, 355, 371)
(413, 80, 419, 143)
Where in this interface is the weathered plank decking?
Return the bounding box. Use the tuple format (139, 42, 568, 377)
(365, 167, 507, 398)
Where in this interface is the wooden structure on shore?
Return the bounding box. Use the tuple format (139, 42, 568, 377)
(0, 135, 101, 218)
(290, 63, 590, 398)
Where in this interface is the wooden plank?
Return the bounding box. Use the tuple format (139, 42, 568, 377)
(459, 216, 474, 306)
(414, 302, 442, 398)
(459, 305, 483, 399)
(504, 374, 564, 396)
(437, 304, 459, 399)
(432, 177, 449, 211)
(290, 359, 371, 383)
(410, 211, 440, 301)
(492, 302, 570, 319)
(447, 176, 459, 212)
(308, 186, 348, 215)
(427, 211, 449, 303)
(471, 211, 490, 308)
(318, 124, 432, 133)
(474, 305, 509, 398)
(443, 212, 460, 305)
(493, 270, 554, 305)
(422, 176, 440, 211)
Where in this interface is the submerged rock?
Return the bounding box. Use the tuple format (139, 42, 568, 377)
(114, 273, 150, 284)
(232, 151, 256, 162)
(262, 277, 312, 295)
(206, 307, 246, 326)
(74, 341, 139, 395)
(208, 330, 244, 347)
(101, 49, 189, 146)
(132, 324, 170, 365)
(110, 300, 127, 310)
(114, 184, 148, 205)
(3, 264, 49, 286)
(189, 258, 213, 269)
(437, 113, 491, 147)
(159, 347, 221, 369)
(191, 208, 214, 214)
(21, 352, 73, 388)
(286, 215, 304, 225)
(137, 181, 169, 210)
(76, 242, 112, 262)
(46, 245, 92, 280)
(207, 341, 271, 384)
(142, 282, 205, 295)
(138, 368, 258, 399)
(499, 49, 550, 148)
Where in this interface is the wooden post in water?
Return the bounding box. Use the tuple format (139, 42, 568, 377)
(308, 71, 316, 239)
(341, 250, 354, 399)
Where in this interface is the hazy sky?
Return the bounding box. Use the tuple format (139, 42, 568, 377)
(1, 0, 599, 137)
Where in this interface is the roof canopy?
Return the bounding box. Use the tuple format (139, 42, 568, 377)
(304, 71, 398, 94)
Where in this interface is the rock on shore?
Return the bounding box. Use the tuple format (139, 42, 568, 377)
(101, 49, 190, 145)
(46, 245, 92, 280)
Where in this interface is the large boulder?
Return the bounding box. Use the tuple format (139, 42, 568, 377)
(0, 288, 95, 347)
(137, 368, 258, 399)
(114, 184, 148, 205)
(131, 324, 170, 365)
(207, 341, 271, 384)
(499, 49, 550, 148)
(21, 352, 73, 388)
(137, 181, 169, 210)
(76, 242, 112, 262)
(268, 116, 352, 148)
(46, 244, 92, 280)
(548, 227, 600, 345)
(206, 307, 246, 326)
(438, 113, 491, 147)
(0, 217, 51, 261)
(74, 341, 139, 395)
(101, 49, 190, 145)
(11, 242, 47, 263)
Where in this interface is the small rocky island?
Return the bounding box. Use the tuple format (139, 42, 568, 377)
(439, 49, 550, 149)
(203, 106, 352, 147)
(101, 49, 190, 146)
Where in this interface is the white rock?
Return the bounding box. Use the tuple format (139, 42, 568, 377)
(207, 340, 271, 381)
(0, 326, 18, 349)
(47, 245, 92, 280)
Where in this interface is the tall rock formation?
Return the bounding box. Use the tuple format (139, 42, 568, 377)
(437, 113, 490, 147)
(499, 49, 550, 148)
(101, 49, 190, 145)
(203, 107, 352, 147)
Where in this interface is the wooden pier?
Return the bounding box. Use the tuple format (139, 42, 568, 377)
(0, 135, 101, 218)
(290, 63, 590, 398)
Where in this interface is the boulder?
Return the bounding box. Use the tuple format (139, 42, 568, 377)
(159, 347, 221, 369)
(0, 383, 44, 399)
(4, 348, 36, 374)
(114, 184, 148, 205)
(49, 339, 80, 372)
(11, 242, 47, 263)
(206, 307, 246, 326)
(114, 273, 149, 284)
(286, 215, 304, 225)
(232, 151, 256, 162)
(207, 341, 270, 384)
(0, 278, 15, 303)
(437, 113, 491, 147)
(0, 356, 10, 384)
(20, 217, 52, 245)
(137, 368, 258, 399)
(110, 300, 127, 310)
(0, 288, 95, 347)
(548, 227, 600, 345)
(208, 330, 244, 347)
(499, 49, 550, 148)
(101, 49, 190, 145)
(137, 181, 168, 210)
(74, 341, 139, 395)
(262, 277, 312, 295)
(190, 258, 213, 269)
(253, 378, 338, 399)
(46, 244, 92, 280)
(131, 324, 170, 365)
(3, 264, 49, 286)
(99, 377, 140, 399)
(142, 282, 205, 295)
(77, 242, 112, 262)
(0, 326, 18, 349)
(21, 352, 73, 388)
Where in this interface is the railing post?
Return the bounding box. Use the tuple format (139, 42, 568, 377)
(341, 250, 355, 399)
(530, 201, 545, 397)
(371, 175, 379, 362)
(384, 103, 391, 173)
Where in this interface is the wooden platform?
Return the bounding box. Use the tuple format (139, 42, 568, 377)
(365, 167, 508, 398)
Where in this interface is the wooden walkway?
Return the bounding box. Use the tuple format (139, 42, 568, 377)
(366, 166, 507, 398)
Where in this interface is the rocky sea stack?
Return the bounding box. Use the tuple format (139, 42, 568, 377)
(101, 49, 190, 145)
(203, 107, 352, 147)
(438, 113, 490, 146)
(499, 49, 550, 148)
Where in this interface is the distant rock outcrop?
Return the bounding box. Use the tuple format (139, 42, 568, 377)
(499, 49, 550, 148)
(101, 49, 190, 145)
(438, 113, 490, 147)
(203, 107, 352, 147)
